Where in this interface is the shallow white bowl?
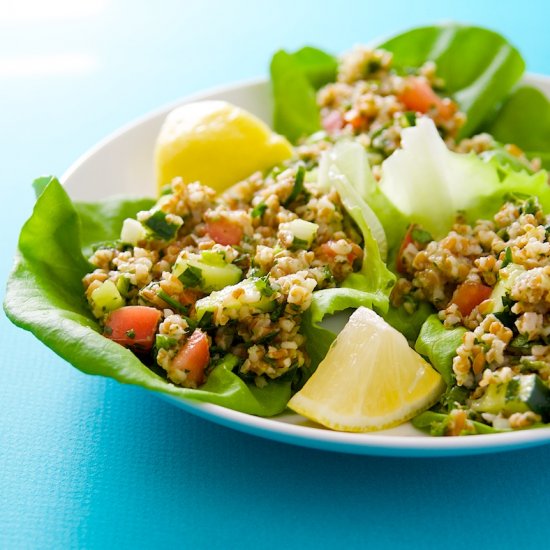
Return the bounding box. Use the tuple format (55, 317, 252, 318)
(63, 75, 550, 457)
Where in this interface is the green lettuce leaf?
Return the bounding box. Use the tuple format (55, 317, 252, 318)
(270, 46, 337, 143)
(76, 197, 155, 257)
(299, 150, 395, 378)
(379, 118, 550, 239)
(486, 85, 550, 168)
(318, 147, 396, 296)
(318, 140, 408, 263)
(384, 301, 435, 344)
(300, 288, 389, 383)
(4, 178, 291, 416)
(414, 314, 466, 386)
(378, 23, 525, 137)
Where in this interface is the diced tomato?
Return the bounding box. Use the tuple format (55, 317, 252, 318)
(172, 329, 210, 386)
(451, 281, 493, 317)
(396, 224, 416, 274)
(205, 219, 243, 246)
(322, 110, 344, 132)
(343, 109, 365, 131)
(398, 76, 456, 120)
(104, 305, 161, 352)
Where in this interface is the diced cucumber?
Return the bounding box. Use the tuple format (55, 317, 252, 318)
(280, 219, 318, 249)
(173, 252, 242, 292)
(116, 275, 131, 297)
(143, 210, 182, 240)
(120, 218, 147, 246)
(195, 278, 276, 321)
(471, 374, 550, 420)
(489, 264, 524, 313)
(90, 280, 125, 318)
(199, 250, 227, 266)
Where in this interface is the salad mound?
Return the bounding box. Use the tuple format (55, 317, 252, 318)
(83, 168, 378, 389)
(5, 23, 550, 436)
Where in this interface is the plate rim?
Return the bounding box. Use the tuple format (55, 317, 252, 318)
(62, 73, 550, 457)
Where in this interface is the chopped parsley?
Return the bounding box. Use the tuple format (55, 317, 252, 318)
(144, 210, 180, 240)
(178, 265, 203, 288)
(251, 202, 268, 218)
(284, 165, 305, 206)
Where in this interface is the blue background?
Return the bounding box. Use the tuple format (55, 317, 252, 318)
(2, 1, 549, 548)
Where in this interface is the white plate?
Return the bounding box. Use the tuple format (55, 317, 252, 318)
(63, 75, 550, 457)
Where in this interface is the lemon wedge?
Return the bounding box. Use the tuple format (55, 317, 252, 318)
(154, 100, 294, 194)
(288, 307, 444, 432)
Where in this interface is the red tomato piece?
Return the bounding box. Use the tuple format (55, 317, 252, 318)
(104, 305, 161, 352)
(396, 224, 416, 274)
(172, 329, 210, 386)
(398, 76, 456, 120)
(205, 219, 243, 246)
(451, 281, 493, 317)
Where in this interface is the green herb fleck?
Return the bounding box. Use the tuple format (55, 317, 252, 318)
(155, 334, 177, 349)
(269, 301, 285, 322)
(126, 329, 136, 339)
(251, 202, 268, 218)
(509, 333, 531, 352)
(366, 59, 381, 74)
(255, 275, 276, 297)
(290, 236, 310, 250)
(411, 227, 433, 244)
(284, 165, 305, 205)
(157, 289, 188, 313)
(521, 197, 539, 215)
(502, 247, 513, 268)
(400, 111, 416, 127)
(178, 265, 203, 288)
(144, 210, 179, 240)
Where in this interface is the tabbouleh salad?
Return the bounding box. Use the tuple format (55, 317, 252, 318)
(6, 23, 550, 437)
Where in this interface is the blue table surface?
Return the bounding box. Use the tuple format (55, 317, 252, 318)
(2, 1, 550, 548)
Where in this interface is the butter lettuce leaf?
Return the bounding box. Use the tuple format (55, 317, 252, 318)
(300, 288, 389, 384)
(384, 301, 435, 344)
(379, 118, 550, 239)
(318, 140, 408, 264)
(486, 85, 550, 169)
(4, 179, 291, 416)
(270, 47, 337, 143)
(299, 149, 395, 378)
(414, 314, 466, 386)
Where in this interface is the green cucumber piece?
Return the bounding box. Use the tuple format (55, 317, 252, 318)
(173, 253, 242, 292)
(471, 374, 550, 420)
(143, 210, 181, 240)
(116, 275, 131, 297)
(489, 264, 525, 313)
(195, 278, 276, 321)
(90, 280, 124, 317)
(280, 219, 318, 249)
(120, 218, 147, 245)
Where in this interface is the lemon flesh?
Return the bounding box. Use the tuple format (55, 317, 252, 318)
(155, 100, 294, 194)
(288, 307, 445, 432)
